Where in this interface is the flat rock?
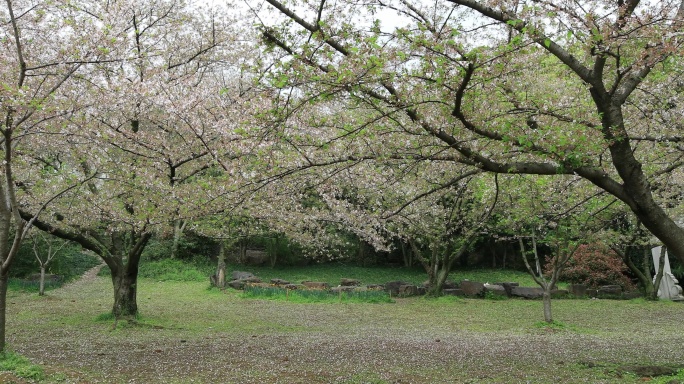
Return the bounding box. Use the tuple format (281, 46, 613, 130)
(459, 280, 485, 297)
(597, 285, 623, 298)
(340, 278, 361, 286)
(569, 283, 587, 297)
(301, 281, 330, 290)
(497, 282, 519, 297)
(232, 271, 256, 280)
(385, 281, 412, 296)
(511, 286, 544, 299)
(484, 284, 507, 297)
(442, 288, 465, 297)
(398, 284, 419, 297)
(331, 286, 356, 293)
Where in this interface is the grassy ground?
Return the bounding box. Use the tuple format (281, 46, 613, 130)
(130, 259, 542, 287)
(3, 268, 684, 383)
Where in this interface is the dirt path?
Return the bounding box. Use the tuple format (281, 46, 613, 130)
(58, 262, 106, 291)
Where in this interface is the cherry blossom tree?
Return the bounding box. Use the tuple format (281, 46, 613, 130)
(255, 0, 684, 265)
(0, 0, 117, 351)
(16, 0, 259, 319)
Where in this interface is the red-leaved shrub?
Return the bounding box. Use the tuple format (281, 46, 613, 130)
(547, 243, 636, 290)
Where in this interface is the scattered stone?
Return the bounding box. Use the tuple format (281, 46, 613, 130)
(232, 271, 255, 280)
(484, 283, 507, 298)
(617, 365, 677, 377)
(442, 288, 465, 297)
(340, 278, 361, 286)
(497, 282, 519, 297)
(366, 284, 384, 291)
(331, 286, 356, 293)
(301, 281, 330, 290)
(510, 286, 544, 299)
(227, 277, 262, 290)
(417, 286, 427, 296)
(459, 280, 485, 297)
(227, 280, 247, 290)
(385, 281, 412, 296)
(597, 285, 623, 299)
(271, 278, 290, 286)
(246, 282, 271, 289)
(398, 284, 419, 297)
(569, 283, 587, 297)
(443, 281, 458, 290)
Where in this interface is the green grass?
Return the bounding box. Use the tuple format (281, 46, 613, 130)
(221, 263, 542, 287)
(6, 276, 684, 383)
(242, 285, 393, 303)
(98, 258, 214, 281)
(8, 278, 63, 292)
(0, 350, 45, 381)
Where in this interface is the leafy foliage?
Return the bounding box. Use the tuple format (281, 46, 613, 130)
(549, 244, 636, 290)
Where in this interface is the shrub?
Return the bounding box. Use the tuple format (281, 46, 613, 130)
(549, 243, 635, 290)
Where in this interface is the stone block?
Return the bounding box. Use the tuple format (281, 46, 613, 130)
(569, 283, 587, 297)
(442, 288, 465, 296)
(511, 286, 544, 299)
(340, 278, 361, 286)
(597, 285, 622, 299)
(398, 284, 419, 297)
(497, 282, 519, 297)
(484, 284, 507, 298)
(459, 280, 485, 297)
(385, 281, 412, 296)
(301, 281, 330, 290)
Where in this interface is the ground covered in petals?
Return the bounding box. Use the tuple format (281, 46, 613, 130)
(6, 269, 684, 383)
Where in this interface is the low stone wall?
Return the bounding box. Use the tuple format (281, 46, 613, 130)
(219, 271, 642, 300)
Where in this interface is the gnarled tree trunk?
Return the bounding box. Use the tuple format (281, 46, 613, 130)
(111, 270, 139, 318)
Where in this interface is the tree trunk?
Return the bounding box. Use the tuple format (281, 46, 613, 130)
(39, 265, 46, 296)
(269, 236, 279, 268)
(111, 271, 138, 318)
(400, 242, 413, 267)
(427, 268, 450, 297)
(216, 241, 227, 288)
(0, 273, 7, 352)
(108, 233, 151, 319)
(170, 219, 185, 259)
(542, 289, 553, 323)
